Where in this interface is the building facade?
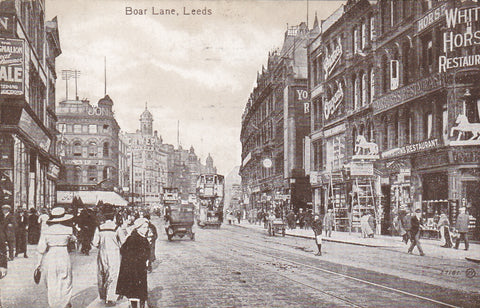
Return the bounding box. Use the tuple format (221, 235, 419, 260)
(125, 105, 169, 207)
(240, 22, 312, 215)
(0, 0, 61, 209)
(56, 96, 120, 192)
(308, 0, 480, 239)
(373, 0, 480, 240)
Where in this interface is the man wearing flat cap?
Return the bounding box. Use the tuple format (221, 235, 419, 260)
(407, 208, 425, 256)
(2, 204, 16, 261)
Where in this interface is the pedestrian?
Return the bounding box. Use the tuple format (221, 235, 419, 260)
(437, 211, 453, 248)
(144, 213, 158, 273)
(393, 213, 406, 239)
(407, 208, 425, 256)
(15, 207, 28, 258)
(236, 210, 242, 224)
(297, 209, 305, 229)
(368, 210, 375, 238)
(28, 208, 40, 244)
(312, 214, 323, 256)
(2, 204, 16, 261)
(360, 212, 373, 238)
(0, 214, 7, 279)
(38, 207, 50, 234)
(402, 208, 412, 245)
(286, 210, 296, 229)
(323, 209, 334, 237)
(91, 205, 122, 307)
(116, 218, 151, 308)
(36, 207, 75, 308)
(454, 207, 469, 251)
(305, 210, 313, 230)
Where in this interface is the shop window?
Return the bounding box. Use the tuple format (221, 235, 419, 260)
(73, 142, 82, 157)
(103, 142, 109, 157)
(88, 141, 97, 157)
(88, 166, 97, 183)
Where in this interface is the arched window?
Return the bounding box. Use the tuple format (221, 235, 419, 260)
(103, 166, 109, 180)
(354, 75, 360, 109)
(103, 142, 109, 157)
(370, 67, 375, 100)
(88, 166, 97, 183)
(73, 142, 82, 157)
(88, 141, 97, 157)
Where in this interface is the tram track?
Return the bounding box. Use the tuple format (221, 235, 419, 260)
(215, 227, 464, 308)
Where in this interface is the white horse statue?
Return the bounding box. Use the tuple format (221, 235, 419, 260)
(450, 114, 480, 141)
(355, 135, 378, 155)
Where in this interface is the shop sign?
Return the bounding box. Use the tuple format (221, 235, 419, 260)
(0, 38, 24, 96)
(324, 81, 343, 120)
(63, 159, 105, 166)
(382, 139, 439, 159)
(350, 162, 374, 176)
(47, 164, 60, 179)
(18, 110, 51, 152)
(417, 3, 446, 33)
(450, 149, 480, 164)
(323, 38, 342, 79)
(439, 5, 480, 73)
(324, 123, 345, 138)
(87, 106, 111, 116)
(373, 74, 444, 114)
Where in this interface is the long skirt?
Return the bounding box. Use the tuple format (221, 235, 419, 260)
(42, 247, 72, 308)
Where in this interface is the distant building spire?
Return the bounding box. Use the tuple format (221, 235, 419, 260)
(313, 11, 319, 29)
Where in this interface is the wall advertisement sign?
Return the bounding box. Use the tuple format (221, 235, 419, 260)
(0, 38, 24, 96)
(350, 162, 374, 176)
(381, 139, 439, 159)
(18, 110, 51, 152)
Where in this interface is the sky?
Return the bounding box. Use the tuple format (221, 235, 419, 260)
(45, 0, 344, 175)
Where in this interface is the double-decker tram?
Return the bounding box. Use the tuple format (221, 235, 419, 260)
(196, 173, 224, 228)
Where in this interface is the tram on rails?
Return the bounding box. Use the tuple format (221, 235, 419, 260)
(196, 173, 224, 228)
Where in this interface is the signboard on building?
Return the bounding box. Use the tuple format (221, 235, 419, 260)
(439, 5, 480, 72)
(0, 15, 15, 35)
(350, 162, 374, 176)
(373, 74, 444, 114)
(0, 38, 24, 96)
(324, 81, 343, 120)
(417, 3, 446, 34)
(381, 139, 439, 159)
(18, 110, 51, 152)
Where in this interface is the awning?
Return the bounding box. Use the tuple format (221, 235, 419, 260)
(57, 190, 128, 207)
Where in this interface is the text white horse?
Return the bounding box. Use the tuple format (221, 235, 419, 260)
(355, 135, 378, 155)
(450, 114, 480, 141)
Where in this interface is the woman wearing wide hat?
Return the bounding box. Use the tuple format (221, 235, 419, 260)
(116, 217, 150, 308)
(36, 207, 75, 308)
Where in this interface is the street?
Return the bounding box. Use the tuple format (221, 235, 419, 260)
(1, 217, 479, 307)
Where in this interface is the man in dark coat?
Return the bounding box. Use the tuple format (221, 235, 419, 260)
(312, 214, 323, 256)
(2, 205, 16, 260)
(402, 208, 412, 245)
(117, 218, 150, 308)
(15, 207, 28, 258)
(454, 207, 470, 250)
(27, 208, 40, 244)
(407, 208, 425, 256)
(144, 213, 158, 273)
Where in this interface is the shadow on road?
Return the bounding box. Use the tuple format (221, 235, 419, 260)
(147, 286, 164, 308)
(72, 286, 97, 308)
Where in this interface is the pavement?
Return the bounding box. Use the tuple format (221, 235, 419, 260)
(231, 220, 480, 262)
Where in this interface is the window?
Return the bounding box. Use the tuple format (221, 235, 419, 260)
(466, 98, 480, 124)
(370, 16, 375, 41)
(382, 55, 389, 93)
(354, 75, 360, 109)
(73, 166, 81, 184)
(58, 123, 66, 133)
(103, 167, 109, 180)
(390, 60, 399, 90)
(442, 105, 448, 143)
(403, 42, 411, 84)
(353, 27, 359, 54)
(89, 125, 97, 134)
(66, 124, 73, 133)
(325, 134, 345, 170)
(88, 166, 97, 183)
(103, 124, 109, 133)
(74, 124, 82, 133)
(352, 126, 357, 155)
(370, 68, 375, 100)
(88, 141, 97, 157)
(82, 125, 88, 133)
(421, 34, 434, 75)
(424, 108, 433, 139)
(103, 142, 109, 157)
(313, 140, 322, 171)
(73, 142, 82, 157)
(361, 72, 368, 106)
(361, 22, 367, 50)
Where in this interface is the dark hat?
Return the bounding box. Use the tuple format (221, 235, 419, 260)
(415, 208, 421, 213)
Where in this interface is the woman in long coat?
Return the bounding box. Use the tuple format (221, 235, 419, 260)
(36, 207, 75, 308)
(116, 218, 150, 308)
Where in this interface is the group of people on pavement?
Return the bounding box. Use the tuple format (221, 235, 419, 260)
(393, 206, 471, 256)
(1, 203, 159, 308)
